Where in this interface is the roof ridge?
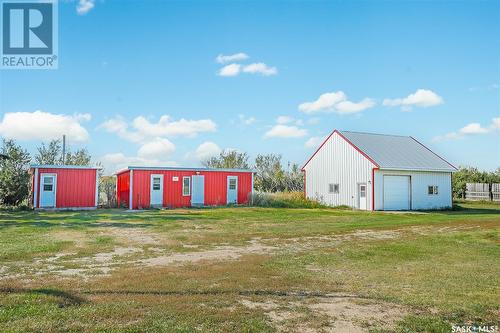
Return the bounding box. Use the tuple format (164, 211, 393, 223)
(339, 130, 411, 138)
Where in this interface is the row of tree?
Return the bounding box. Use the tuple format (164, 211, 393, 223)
(203, 150, 303, 192)
(452, 166, 500, 198)
(0, 139, 93, 206)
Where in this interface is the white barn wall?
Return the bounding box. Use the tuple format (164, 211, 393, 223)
(374, 170, 452, 210)
(304, 132, 376, 209)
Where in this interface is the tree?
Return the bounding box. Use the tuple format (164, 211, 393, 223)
(65, 148, 91, 166)
(202, 150, 250, 169)
(0, 139, 31, 206)
(254, 154, 304, 192)
(35, 139, 62, 165)
(452, 166, 500, 198)
(35, 140, 92, 166)
(254, 153, 285, 192)
(99, 175, 116, 207)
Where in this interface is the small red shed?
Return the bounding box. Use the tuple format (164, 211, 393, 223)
(116, 167, 254, 209)
(30, 165, 101, 210)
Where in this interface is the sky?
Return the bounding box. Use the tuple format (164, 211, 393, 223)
(0, 0, 499, 174)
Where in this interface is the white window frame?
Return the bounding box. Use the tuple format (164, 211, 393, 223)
(428, 185, 439, 195)
(182, 176, 191, 196)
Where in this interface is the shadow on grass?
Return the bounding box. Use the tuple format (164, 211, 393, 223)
(0, 286, 369, 301)
(0, 287, 86, 307)
(0, 210, 200, 229)
(423, 207, 500, 215)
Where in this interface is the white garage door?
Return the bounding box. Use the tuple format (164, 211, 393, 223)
(383, 175, 410, 210)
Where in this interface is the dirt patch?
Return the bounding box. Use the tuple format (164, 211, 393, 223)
(240, 295, 407, 332)
(139, 240, 276, 267)
(310, 297, 406, 332)
(103, 227, 160, 245)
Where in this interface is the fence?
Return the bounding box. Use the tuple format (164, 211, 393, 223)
(492, 183, 500, 202)
(465, 183, 500, 201)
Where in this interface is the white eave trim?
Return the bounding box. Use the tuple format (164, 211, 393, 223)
(30, 164, 102, 170)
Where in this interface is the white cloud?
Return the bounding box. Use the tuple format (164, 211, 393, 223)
(242, 63, 277, 76)
(99, 115, 216, 143)
(299, 92, 346, 114)
(238, 114, 256, 125)
(304, 136, 326, 149)
(76, 0, 95, 15)
(383, 89, 443, 111)
(264, 124, 308, 139)
(491, 117, 500, 130)
(458, 123, 489, 135)
(216, 53, 249, 64)
(194, 141, 222, 161)
(276, 116, 294, 124)
(218, 63, 241, 77)
(298, 91, 374, 115)
(469, 83, 499, 92)
(0, 110, 90, 142)
(100, 152, 178, 175)
(335, 98, 376, 114)
(433, 117, 499, 141)
(137, 138, 175, 160)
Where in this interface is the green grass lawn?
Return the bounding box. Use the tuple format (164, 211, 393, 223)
(0, 202, 498, 332)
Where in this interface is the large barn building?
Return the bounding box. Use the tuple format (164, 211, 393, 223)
(30, 165, 101, 210)
(302, 130, 457, 210)
(116, 167, 254, 209)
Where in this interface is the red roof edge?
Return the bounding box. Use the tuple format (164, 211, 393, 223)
(409, 136, 458, 171)
(301, 129, 380, 170)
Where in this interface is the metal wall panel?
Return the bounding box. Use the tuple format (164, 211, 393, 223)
(35, 168, 97, 208)
(130, 169, 253, 209)
(116, 171, 130, 208)
(374, 170, 452, 210)
(303, 132, 376, 209)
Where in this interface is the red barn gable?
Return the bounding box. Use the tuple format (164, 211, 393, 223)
(30, 165, 101, 209)
(116, 167, 254, 210)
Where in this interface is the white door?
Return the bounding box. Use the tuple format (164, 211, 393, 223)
(227, 176, 238, 204)
(150, 174, 164, 207)
(383, 175, 410, 210)
(358, 183, 367, 210)
(40, 174, 56, 208)
(191, 175, 205, 206)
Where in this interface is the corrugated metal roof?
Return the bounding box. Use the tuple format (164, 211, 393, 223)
(30, 164, 102, 169)
(339, 130, 456, 171)
(115, 166, 255, 175)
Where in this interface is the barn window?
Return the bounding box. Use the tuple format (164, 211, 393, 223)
(182, 177, 191, 196)
(329, 183, 339, 194)
(428, 186, 438, 195)
(229, 178, 237, 190)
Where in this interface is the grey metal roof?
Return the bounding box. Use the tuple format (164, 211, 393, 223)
(115, 166, 255, 175)
(339, 130, 456, 172)
(30, 164, 102, 169)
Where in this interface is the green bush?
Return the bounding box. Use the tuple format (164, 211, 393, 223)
(251, 191, 328, 208)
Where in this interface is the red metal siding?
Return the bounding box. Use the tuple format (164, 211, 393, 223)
(130, 169, 253, 209)
(116, 171, 130, 208)
(35, 168, 97, 208)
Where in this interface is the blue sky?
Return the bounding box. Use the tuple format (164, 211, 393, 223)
(1, 0, 499, 174)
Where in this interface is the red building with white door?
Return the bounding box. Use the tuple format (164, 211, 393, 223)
(116, 167, 254, 209)
(30, 165, 101, 209)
